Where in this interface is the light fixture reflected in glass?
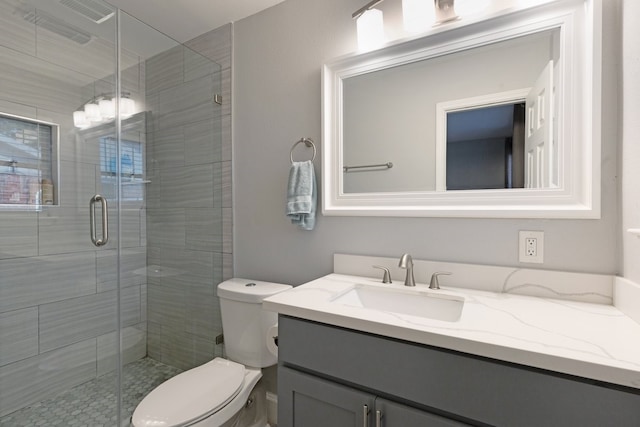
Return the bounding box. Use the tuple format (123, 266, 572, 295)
(73, 92, 137, 129)
(357, 8, 385, 52)
(403, 0, 434, 33)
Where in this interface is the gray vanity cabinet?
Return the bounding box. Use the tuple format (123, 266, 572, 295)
(277, 315, 640, 427)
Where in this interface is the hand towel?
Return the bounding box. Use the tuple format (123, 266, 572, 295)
(286, 160, 316, 230)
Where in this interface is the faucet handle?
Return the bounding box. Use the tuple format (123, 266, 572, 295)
(373, 265, 392, 284)
(429, 271, 452, 290)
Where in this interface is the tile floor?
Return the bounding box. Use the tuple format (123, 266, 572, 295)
(0, 358, 181, 427)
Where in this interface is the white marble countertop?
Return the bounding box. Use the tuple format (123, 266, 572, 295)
(263, 273, 640, 390)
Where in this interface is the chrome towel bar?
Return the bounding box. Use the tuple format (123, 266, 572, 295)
(343, 162, 393, 172)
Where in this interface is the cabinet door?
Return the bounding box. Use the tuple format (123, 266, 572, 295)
(279, 366, 375, 427)
(375, 398, 472, 427)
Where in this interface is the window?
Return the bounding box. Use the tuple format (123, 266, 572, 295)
(0, 112, 58, 206)
(99, 136, 145, 202)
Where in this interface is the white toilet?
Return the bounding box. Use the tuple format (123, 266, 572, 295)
(131, 278, 291, 427)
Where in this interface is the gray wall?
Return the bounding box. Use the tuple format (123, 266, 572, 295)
(233, 0, 620, 286)
(145, 24, 233, 371)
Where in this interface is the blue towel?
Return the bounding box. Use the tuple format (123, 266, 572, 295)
(286, 160, 316, 230)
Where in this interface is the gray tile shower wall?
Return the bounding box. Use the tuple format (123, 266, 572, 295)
(145, 24, 233, 371)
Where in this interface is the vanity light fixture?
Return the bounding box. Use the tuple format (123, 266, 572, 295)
(73, 92, 136, 129)
(353, 0, 386, 52)
(355, 0, 464, 51)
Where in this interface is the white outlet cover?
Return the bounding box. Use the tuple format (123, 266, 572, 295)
(519, 230, 544, 263)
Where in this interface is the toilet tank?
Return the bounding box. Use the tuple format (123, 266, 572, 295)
(217, 278, 292, 368)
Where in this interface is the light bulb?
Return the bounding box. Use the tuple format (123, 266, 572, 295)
(357, 9, 385, 52)
(84, 102, 102, 122)
(403, 0, 434, 33)
(455, 0, 491, 17)
(99, 98, 115, 119)
(119, 97, 135, 118)
(73, 111, 89, 128)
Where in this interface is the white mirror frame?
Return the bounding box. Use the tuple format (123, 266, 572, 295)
(322, 0, 601, 218)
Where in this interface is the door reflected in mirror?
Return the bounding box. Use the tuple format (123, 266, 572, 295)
(445, 102, 525, 191)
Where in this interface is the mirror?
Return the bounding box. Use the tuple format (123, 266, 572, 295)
(322, 0, 601, 218)
(343, 29, 558, 194)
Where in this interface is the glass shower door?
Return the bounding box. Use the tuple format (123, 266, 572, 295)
(1, 1, 223, 425)
(0, 0, 124, 424)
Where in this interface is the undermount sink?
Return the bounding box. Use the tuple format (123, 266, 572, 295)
(330, 285, 464, 322)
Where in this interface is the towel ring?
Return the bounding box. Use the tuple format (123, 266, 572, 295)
(290, 137, 316, 164)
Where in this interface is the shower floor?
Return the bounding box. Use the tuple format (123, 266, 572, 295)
(0, 358, 182, 427)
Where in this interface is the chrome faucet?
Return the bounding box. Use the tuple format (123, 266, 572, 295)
(429, 271, 452, 290)
(373, 265, 392, 283)
(398, 253, 415, 287)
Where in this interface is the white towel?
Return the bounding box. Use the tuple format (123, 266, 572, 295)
(286, 160, 316, 230)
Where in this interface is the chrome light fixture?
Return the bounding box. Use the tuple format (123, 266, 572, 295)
(354, 0, 462, 51)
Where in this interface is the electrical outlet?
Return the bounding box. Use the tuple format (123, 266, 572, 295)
(519, 231, 544, 263)
(525, 237, 537, 257)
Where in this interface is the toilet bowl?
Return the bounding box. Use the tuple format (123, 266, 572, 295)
(131, 279, 291, 427)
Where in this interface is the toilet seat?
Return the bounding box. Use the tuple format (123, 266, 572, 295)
(132, 358, 245, 427)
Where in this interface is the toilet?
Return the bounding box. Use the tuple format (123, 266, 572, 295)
(131, 278, 292, 427)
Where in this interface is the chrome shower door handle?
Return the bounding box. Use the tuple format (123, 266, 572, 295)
(89, 194, 109, 247)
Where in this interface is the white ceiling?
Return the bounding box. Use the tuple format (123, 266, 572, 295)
(105, 0, 286, 43)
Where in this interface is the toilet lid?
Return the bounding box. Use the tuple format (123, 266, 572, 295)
(132, 358, 245, 427)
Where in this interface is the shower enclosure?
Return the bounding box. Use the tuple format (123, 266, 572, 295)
(0, 0, 224, 425)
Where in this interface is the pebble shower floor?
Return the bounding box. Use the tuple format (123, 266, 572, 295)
(0, 358, 182, 427)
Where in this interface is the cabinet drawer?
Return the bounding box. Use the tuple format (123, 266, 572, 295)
(279, 365, 373, 427)
(279, 366, 470, 427)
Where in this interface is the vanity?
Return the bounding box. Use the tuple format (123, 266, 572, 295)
(264, 258, 640, 427)
(264, 0, 639, 423)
